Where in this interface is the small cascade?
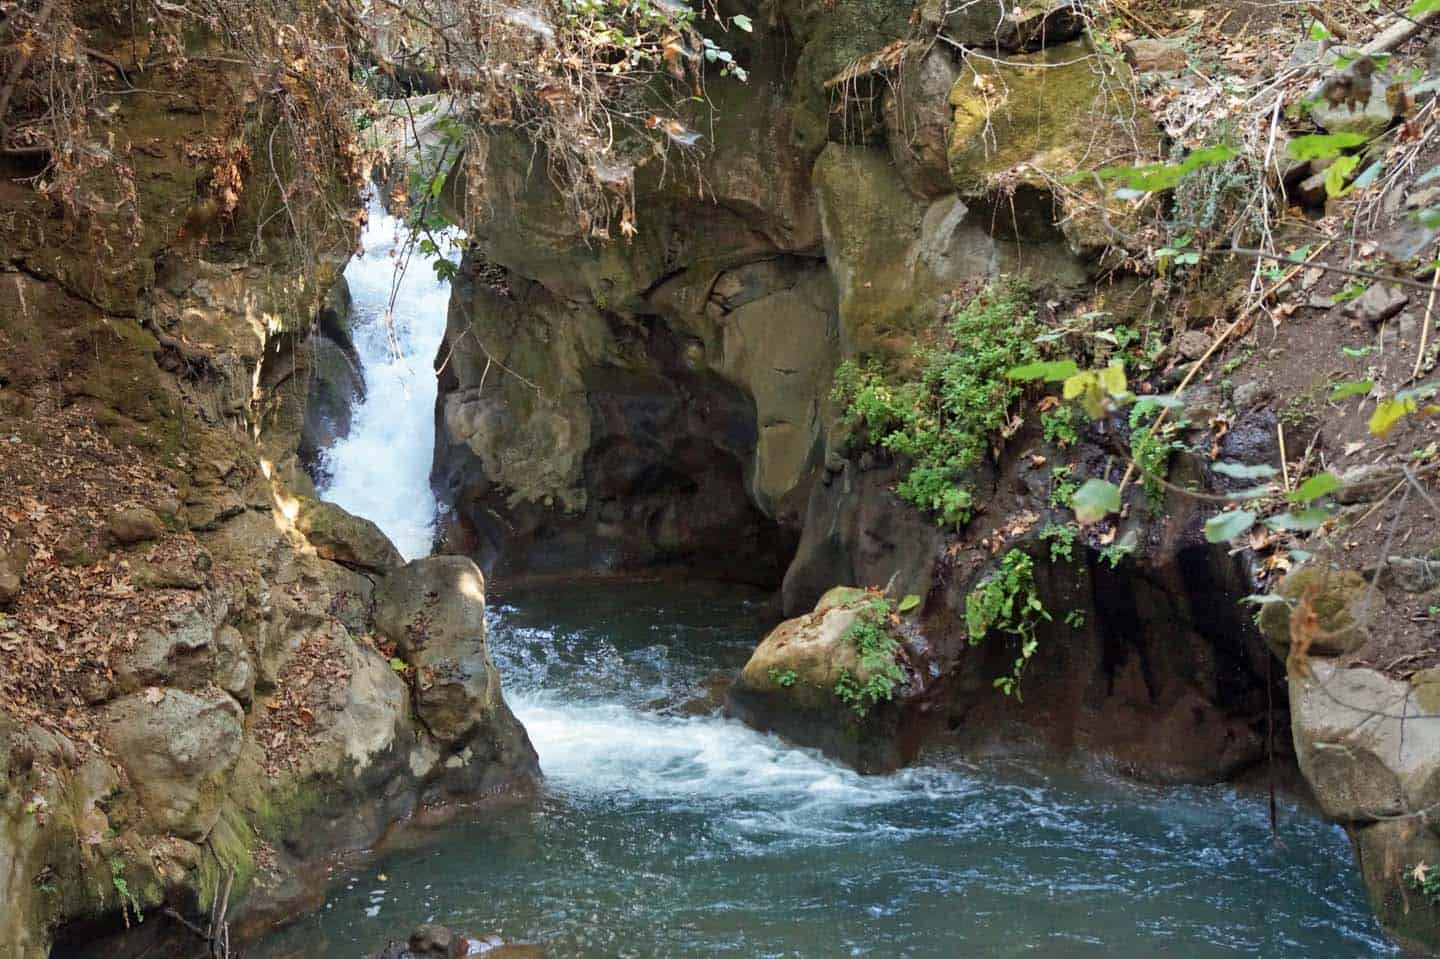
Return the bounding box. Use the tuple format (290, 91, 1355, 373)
(317, 199, 461, 560)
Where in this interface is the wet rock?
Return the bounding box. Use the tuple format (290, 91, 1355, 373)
(727, 588, 913, 772)
(106, 506, 166, 545)
(295, 497, 404, 572)
(368, 924, 547, 959)
(1173, 329, 1211, 362)
(1124, 38, 1187, 74)
(1290, 661, 1440, 821)
(100, 688, 244, 839)
(1257, 567, 1368, 658)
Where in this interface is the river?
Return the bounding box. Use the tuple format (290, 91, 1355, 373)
(255, 199, 1394, 958)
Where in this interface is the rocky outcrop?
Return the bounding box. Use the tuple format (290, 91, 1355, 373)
(0, 9, 536, 957)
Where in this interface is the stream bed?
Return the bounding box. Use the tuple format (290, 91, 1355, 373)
(257, 200, 1395, 958)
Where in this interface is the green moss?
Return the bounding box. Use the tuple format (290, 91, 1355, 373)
(832, 284, 1038, 526)
(198, 802, 258, 911)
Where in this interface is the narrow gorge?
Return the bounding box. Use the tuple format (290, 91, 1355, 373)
(2, 0, 1439, 956)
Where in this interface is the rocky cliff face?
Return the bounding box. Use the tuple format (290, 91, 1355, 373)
(0, 8, 535, 956)
(427, 0, 1440, 953)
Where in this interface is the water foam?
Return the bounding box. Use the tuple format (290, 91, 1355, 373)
(317, 200, 460, 560)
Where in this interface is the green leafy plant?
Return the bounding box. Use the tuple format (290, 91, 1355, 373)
(1064, 609, 1087, 629)
(111, 858, 143, 927)
(832, 597, 906, 717)
(833, 286, 1038, 526)
(1040, 523, 1079, 563)
(1408, 862, 1440, 905)
(768, 668, 798, 688)
(1041, 407, 1081, 447)
(1050, 466, 1080, 508)
(965, 550, 1051, 700)
(1099, 542, 1134, 569)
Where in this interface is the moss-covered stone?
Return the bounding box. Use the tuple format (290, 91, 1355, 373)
(1257, 567, 1368, 658)
(947, 40, 1159, 255)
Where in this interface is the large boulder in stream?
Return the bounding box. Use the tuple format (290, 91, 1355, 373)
(726, 587, 922, 773)
(374, 557, 537, 784)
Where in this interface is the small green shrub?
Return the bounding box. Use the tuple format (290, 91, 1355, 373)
(965, 550, 1050, 700)
(1128, 411, 1180, 514)
(833, 597, 906, 717)
(1050, 465, 1079, 508)
(1041, 407, 1081, 447)
(833, 286, 1038, 526)
(1099, 542, 1134, 569)
(768, 668, 798, 688)
(1039, 523, 1079, 563)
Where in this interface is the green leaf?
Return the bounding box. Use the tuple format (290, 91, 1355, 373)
(1342, 344, 1375, 358)
(1409, 0, 1440, 16)
(1266, 508, 1333, 532)
(897, 594, 921, 613)
(1332, 282, 1369, 304)
(1329, 379, 1375, 401)
(1072, 479, 1121, 524)
(1090, 146, 1238, 193)
(1286, 132, 1369, 161)
(731, 13, 754, 30)
(1211, 461, 1278, 480)
(389, 657, 409, 673)
(1325, 155, 1362, 197)
(1007, 359, 1079, 382)
(1289, 471, 1342, 503)
(1370, 397, 1417, 436)
(1204, 509, 1257, 543)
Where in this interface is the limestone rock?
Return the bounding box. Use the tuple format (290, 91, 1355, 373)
(1289, 661, 1440, 821)
(302, 335, 365, 457)
(1124, 38, 1187, 74)
(947, 39, 1160, 256)
(374, 557, 518, 748)
(295, 498, 404, 571)
(1257, 567, 1368, 658)
(106, 506, 166, 545)
(101, 688, 244, 839)
(132, 557, 208, 590)
(813, 144, 1001, 357)
(116, 607, 254, 703)
(882, 48, 963, 198)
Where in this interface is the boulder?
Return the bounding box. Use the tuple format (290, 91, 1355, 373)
(727, 588, 913, 771)
(882, 47, 963, 198)
(1257, 567, 1368, 659)
(100, 688, 244, 839)
(1311, 70, 1397, 138)
(947, 39, 1160, 255)
(374, 557, 520, 748)
(294, 498, 404, 571)
(116, 606, 254, 702)
(301, 335, 366, 458)
(1289, 661, 1440, 822)
(106, 506, 167, 545)
(813, 144, 1000, 357)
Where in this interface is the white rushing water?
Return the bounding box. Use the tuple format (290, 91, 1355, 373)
(318, 200, 460, 560)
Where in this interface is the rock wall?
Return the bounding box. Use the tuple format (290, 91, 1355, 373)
(426, 1, 1439, 953)
(0, 9, 535, 956)
(431, 1, 1097, 586)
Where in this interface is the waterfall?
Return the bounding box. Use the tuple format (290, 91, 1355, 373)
(317, 199, 461, 561)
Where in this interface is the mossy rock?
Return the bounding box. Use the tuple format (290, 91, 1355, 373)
(1257, 567, 1368, 659)
(947, 39, 1159, 255)
(294, 498, 404, 572)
